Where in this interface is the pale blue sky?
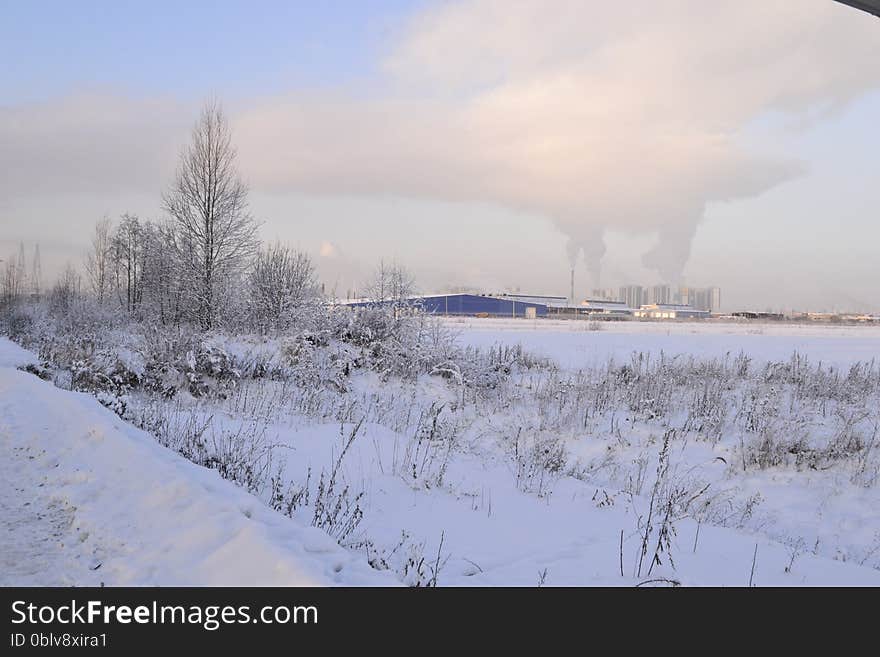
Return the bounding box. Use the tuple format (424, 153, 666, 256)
(0, 1, 423, 102)
(1, 1, 878, 312)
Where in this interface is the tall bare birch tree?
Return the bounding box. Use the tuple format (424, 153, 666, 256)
(163, 102, 258, 329)
(85, 217, 113, 304)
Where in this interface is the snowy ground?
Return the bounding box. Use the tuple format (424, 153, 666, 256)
(3, 318, 880, 586)
(447, 318, 880, 370)
(0, 339, 388, 586)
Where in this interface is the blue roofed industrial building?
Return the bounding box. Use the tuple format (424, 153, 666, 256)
(343, 293, 549, 318)
(343, 292, 719, 321)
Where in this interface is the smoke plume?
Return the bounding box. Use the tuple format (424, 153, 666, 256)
(234, 0, 880, 283)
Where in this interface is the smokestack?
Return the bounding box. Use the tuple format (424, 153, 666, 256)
(570, 268, 575, 305)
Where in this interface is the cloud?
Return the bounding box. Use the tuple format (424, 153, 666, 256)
(4, 1, 880, 287)
(233, 0, 880, 282)
(0, 95, 191, 201)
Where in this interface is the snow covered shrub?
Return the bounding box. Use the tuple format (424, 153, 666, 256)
(0, 303, 34, 342)
(177, 340, 241, 397)
(268, 465, 312, 518)
(394, 402, 458, 489)
(632, 430, 711, 579)
(741, 430, 800, 471)
(737, 383, 780, 434)
(451, 344, 550, 398)
(621, 352, 676, 421)
(141, 402, 273, 494)
(138, 328, 243, 398)
(312, 470, 364, 544)
(400, 541, 432, 587)
(281, 333, 324, 384)
(311, 421, 365, 543)
(17, 362, 52, 381)
(70, 357, 114, 393)
(129, 396, 270, 491)
(194, 340, 238, 380)
(852, 420, 880, 488)
(246, 351, 287, 380)
(512, 428, 567, 498)
(200, 421, 271, 494)
(681, 376, 728, 440)
(280, 332, 358, 392)
(143, 335, 201, 395)
(695, 490, 764, 530)
(95, 390, 128, 416)
(50, 296, 119, 348)
(364, 531, 446, 587)
(336, 306, 399, 348)
(740, 405, 878, 479)
(333, 307, 464, 382)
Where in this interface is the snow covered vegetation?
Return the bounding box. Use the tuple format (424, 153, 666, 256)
(3, 105, 879, 586)
(3, 302, 880, 585)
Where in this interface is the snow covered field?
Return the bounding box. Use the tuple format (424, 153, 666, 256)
(449, 318, 880, 370)
(2, 317, 880, 586)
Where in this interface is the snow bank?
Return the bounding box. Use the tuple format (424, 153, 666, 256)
(0, 339, 391, 586)
(0, 338, 37, 368)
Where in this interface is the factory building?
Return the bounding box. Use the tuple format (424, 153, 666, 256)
(731, 311, 784, 321)
(494, 293, 567, 307)
(344, 293, 549, 318)
(634, 303, 710, 319)
(580, 299, 637, 317)
(344, 292, 714, 321)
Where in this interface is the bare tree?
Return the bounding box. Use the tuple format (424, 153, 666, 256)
(364, 260, 416, 305)
(139, 220, 184, 326)
(85, 217, 113, 304)
(30, 243, 42, 297)
(163, 102, 259, 329)
(1, 246, 26, 306)
(49, 263, 82, 315)
(248, 242, 318, 333)
(110, 214, 145, 314)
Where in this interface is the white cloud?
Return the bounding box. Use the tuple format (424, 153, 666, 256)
(3, 0, 880, 292)
(233, 0, 880, 282)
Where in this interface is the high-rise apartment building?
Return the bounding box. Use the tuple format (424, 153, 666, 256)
(649, 284, 672, 305)
(591, 288, 619, 301)
(682, 286, 722, 312)
(619, 285, 646, 309)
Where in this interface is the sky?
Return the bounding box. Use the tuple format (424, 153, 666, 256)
(1, 0, 879, 312)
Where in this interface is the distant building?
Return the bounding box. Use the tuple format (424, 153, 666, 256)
(635, 303, 710, 319)
(676, 286, 721, 312)
(676, 286, 691, 306)
(580, 299, 636, 317)
(731, 311, 783, 320)
(343, 293, 549, 318)
(709, 287, 721, 312)
(494, 293, 568, 307)
(591, 288, 619, 301)
(619, 285, 646, 309)
(649, 284, 672, 305)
